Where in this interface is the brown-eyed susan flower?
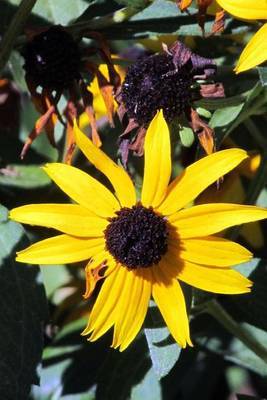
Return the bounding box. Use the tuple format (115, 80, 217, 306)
(9, 110, 267, 351)
(21, 25, 120, 162)
(117, 40, 224, 161)
(216, 0, 267, 72)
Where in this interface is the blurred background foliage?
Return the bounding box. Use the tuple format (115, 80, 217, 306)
(0, 0, 267, 399)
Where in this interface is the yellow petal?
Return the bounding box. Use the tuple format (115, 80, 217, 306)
(10, 204, 107, 237)
(84, 265, 125, 340)
(74, 121, 136, 207)
(16, 235, 105, 264)
(152, 262, 192, 348)
(157, 149, 248, 215)
(170, 203, 267, 238)
(235, 23, 267, 73)
(141, 110, 171, 208)
(177, 261, 252, 294)
(115, 269, 152, 351)
(84, 252, 116, 299)
(216, 0, 267, 19)
(43, 163, 120, 217)
(170, 236, 252, 267)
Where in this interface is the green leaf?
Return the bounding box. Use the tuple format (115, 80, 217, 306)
(144, 304, 182, 379)
(0, 204, 48, 399)
(257, 67, 267, 87)
(114, 0, 148, 8)
(99, 0, 249, 39)
(210, 103, 244, 129)
(0, 164, 51, 188)
(5, 0, 89, 25)
(179, 126, 195, 148)
(131, 367, 161, 400)
(226, 323, 267, 377)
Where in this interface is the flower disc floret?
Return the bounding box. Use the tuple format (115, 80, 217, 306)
(23, 26, 81, 90)
(104, 204, 168, 269)
(121, 53, 193, 125)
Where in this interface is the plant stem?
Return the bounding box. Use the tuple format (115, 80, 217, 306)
(205, 299, 267, 363)
(0, 0, 37, 73)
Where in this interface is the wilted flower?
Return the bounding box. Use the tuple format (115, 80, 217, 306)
(21, 25, 120, 162)
(216, 0, 267, 72)
(10, 111, 267, 351)
(176, 0, 225, 35)
(117, 40, 224, 161)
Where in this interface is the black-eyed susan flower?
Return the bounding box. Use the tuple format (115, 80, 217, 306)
(216, 0, 267, 72)
(10, 110, 267, 351)
(21, 25, 120, 162)
(117, 40, 224, 160)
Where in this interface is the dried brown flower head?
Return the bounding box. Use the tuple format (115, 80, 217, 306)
(117, 40, 224, 162)
(22, 25, 120, 163)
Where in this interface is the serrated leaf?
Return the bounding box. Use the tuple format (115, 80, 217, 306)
(0, 205, 48, 400)
(0, 165, 51, 188)
(144, 305, 182, 379)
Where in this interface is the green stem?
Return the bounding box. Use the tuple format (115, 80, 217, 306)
(69, 7, 140, 36)
(0, 0, 38, 73)
(244, 118, 267, 150)
(205, 299, 267, 363)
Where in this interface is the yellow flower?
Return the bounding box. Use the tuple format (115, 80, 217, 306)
(80, 62, 125, 125)
(9, 111, 267, 351)
(216, 0, 267, 72)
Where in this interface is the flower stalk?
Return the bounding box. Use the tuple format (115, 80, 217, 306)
(0, 0, 37, 73)
(205, 299, 267, 363)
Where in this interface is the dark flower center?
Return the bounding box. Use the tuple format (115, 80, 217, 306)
(22, 26, 81, 90)
(121, 53, 193, 126)
(104, 204, 168, 269)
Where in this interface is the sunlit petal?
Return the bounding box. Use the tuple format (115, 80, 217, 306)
(10, 204, 107, 237)
(83, 265, 122, 340)
(177, 261, 252, 294)
(235, 24, 267, 73)
(216, 0, 267, 20)
(157, 149, 247, 215)
(112, 268, 152, 351)
(152, 263, 192, 348)
(43, 163, 120, 217)
(141, 110, 171, 208)
(170, 203, 267, 238)
(170, 236, 252, 267)
(74, 120, 136, 207)
(16, 235, 105, 264)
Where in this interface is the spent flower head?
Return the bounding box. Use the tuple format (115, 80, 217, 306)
(10, 110, 267, 351)
(117, 40, 224, 161)
(21, 25, 120, 162)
